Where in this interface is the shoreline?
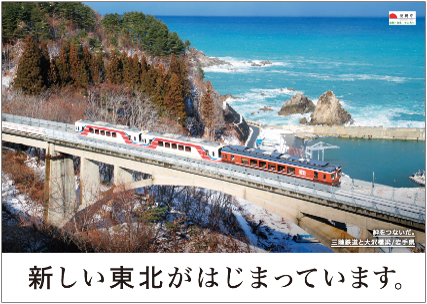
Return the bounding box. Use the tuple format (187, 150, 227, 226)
(260, 124, 426, 141)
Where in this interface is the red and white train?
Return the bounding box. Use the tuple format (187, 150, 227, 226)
(75, 120, 341, 186)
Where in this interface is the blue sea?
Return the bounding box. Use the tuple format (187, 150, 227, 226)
(160, 16, 426, 187)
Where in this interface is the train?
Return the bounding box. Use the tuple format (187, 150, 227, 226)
(75, 119, 342, 186)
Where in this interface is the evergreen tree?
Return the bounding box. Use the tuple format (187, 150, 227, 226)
(107, 50, 122, 84)
(57, 40, 71, 86)
(201, 81, 215, 137)
(178, 57, 190, 97)
(14, 36, 45, 94)
(69, 42, 80, 87)
(141, 63, 157, 94)
(39, 40, 50, 87)
(79, 61, 89, 87)
(153, 64, 168, 110)
(169, 53, 180, 76)
(129, 54, 141, 89)
(80, 45, 92, 85)
(167, 72, 186, 124)
(49, 57, 59, 88)
(91, 52, 105, 84)
(121, 52, 132, 85)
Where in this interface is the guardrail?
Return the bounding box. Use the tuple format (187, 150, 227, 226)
(245, 120, 263, 128)
(2, 113, 75, 133)
(2, 114, 425, 223)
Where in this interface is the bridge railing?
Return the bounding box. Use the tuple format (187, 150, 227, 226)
(2, 113, 75, 133)
(2, 114, 425, 223)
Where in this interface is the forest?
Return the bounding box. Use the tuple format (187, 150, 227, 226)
(2, 2, 223, 138)
(2, 2, 256, 254)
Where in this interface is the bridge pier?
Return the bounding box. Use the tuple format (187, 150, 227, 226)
(80, 157, 100, 208)
(114, 166, 133, 186)
(45, 143, 77, 227)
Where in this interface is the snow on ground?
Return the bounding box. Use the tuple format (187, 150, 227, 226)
(222, 133, 241, 146)
(2, 172, 43, 221)
(340, 174, 425, 207)
(259, 126, 294, 142)
(234, 197, 333, 253)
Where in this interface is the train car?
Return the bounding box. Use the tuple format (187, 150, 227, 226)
(221, 145, 341, 186)
(75, 120, 223, 162)
(75, 120, 342, 184)
(75, 120, 141, 145)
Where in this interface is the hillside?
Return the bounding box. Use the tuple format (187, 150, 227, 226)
(2, 2, 248, 144)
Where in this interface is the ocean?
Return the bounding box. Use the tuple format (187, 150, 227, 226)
(160, 16, 426, 187)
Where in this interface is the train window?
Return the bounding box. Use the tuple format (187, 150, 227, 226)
(331, 174, 335, 180)
(323, 174, 326, 180)
(178, 145, 184, 151)
(339, 170, 342, 177)
(259, 161, 266, 168)
(314, 172, 318, 179)
(231, 155, 235, 162)
(278, 165, 286, 172)
(206, 150, 209, 156)
(95, 129, 99, 135)
(212, 151, 215, 157)
(241, 158, 249, 165)
(185, 146, 191, 152)
(139, 134, 142, 142)
(100, 130, 105, 135)
(287, 167, 295, 175)
(89, 128, 94, 133)
(250, 159, 257, 166)
(268, 164, 277, 170)
(172, 144, 177, 149)
(106, 131, 111, 137)
(128, 135, 131, 140)
(165, 142, 170, 148)
(149, 139, 152, 145)
(158, 141, 164, 147)
(112, 132, 117, 138)
(218, 150, 221, 157)
(133, 136, 136, 141)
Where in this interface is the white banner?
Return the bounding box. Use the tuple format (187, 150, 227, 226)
(2, 253, 425, 302)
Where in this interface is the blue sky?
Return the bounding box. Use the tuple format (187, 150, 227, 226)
(84, 2, 425, 17)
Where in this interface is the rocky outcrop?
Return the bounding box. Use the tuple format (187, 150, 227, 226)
(250, 60, 271, 67)
(259, 106, 273, 112)
(287, 88, 295, 91)
(187, 48, 231, 68)
(299, 117, 308, 124)
(278, 92, 315, 116)
(220, 93, 240, 101)
(310, 91, 352, 126)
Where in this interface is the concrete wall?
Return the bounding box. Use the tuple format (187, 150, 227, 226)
(268, 125, 425, 141)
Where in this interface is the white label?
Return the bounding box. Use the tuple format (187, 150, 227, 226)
(389, 11, 416, 25)
(299, 169, 306, 176)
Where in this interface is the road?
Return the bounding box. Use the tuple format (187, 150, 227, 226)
(246, 125, 260, 148)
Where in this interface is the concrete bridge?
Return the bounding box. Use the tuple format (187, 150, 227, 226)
(2, 114, 425, 252)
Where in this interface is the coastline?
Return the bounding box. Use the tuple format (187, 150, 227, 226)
(262, 124, 426, 141)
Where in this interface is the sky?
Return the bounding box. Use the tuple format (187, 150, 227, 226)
(84, 2, 425, 17)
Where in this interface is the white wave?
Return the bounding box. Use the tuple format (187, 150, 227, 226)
(270, 70, 413, 83)
(203, 57, 289, 74)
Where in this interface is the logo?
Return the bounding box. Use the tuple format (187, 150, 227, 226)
(389, 11, 416, 25)
(298, 169, 306, 176)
